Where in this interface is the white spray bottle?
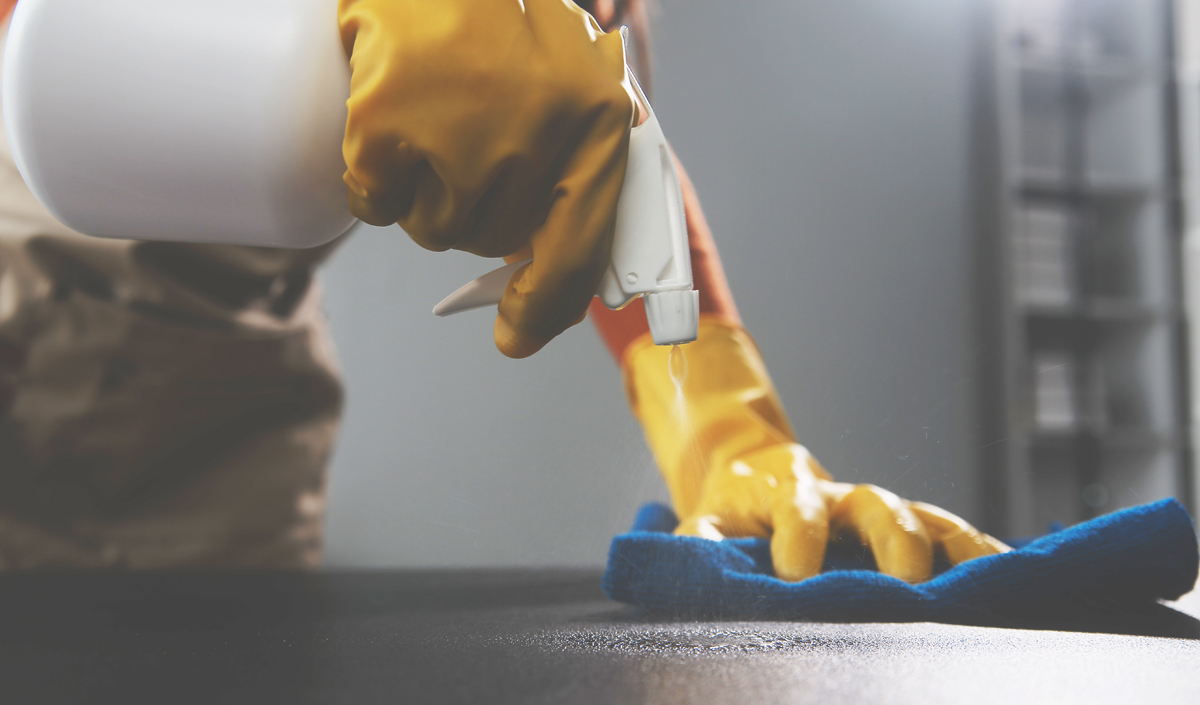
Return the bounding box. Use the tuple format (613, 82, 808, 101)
(2, 0, 698, 346)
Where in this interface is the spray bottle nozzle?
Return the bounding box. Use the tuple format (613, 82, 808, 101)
(644, 290, 700, 346)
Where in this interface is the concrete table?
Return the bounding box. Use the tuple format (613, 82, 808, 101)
(1, 570, 1197, 704)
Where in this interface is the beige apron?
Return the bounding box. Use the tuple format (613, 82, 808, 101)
(0, 18, 345, 569)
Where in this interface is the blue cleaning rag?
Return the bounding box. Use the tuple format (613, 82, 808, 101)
(602, 499, 1199, 624)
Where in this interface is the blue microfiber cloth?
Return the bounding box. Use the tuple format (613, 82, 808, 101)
(602, 499, 1199, 624)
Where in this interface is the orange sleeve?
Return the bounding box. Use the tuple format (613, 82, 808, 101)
(589, 159, 741, 362)
(1, 0, 16, 21)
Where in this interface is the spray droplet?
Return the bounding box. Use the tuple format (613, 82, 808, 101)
(669, 343, 688, 392)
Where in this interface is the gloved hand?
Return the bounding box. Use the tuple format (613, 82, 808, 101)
(622, 317, 1010, 583)
(338, 0, 635, 357)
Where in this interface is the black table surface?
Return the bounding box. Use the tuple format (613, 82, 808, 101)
(1, 570, 1198, 705)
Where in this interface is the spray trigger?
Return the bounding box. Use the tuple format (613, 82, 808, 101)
(433, 63, 699, 346)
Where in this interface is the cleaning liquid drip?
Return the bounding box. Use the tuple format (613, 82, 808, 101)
(668, 343, 688, 394)
(668, 343, 708, 511)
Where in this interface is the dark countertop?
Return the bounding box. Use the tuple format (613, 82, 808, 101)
(1, 570, 1197, 705)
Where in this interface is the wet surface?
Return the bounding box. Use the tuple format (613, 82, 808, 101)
(0, 570, 1197, 704)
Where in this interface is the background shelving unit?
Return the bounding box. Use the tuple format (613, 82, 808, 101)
(1175, 0, 1200, 531)
(984, 0, 1188, 536)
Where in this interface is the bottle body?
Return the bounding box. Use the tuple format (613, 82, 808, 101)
(3, 0, 354, 247)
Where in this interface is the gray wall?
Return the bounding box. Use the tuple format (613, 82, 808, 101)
(320, 0, 987, 568)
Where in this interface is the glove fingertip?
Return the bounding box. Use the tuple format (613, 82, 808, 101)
(983, 534, 1013, 555)
(675, 516, 727, 541)
(875, 534, 934, 584)
(493, 313, 547, 359)
(770, 545, 822, 583)
(769, 523, 827, 583)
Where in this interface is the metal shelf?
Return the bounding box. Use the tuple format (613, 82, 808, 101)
(1016, 170, 1160, 197)
(1021, 298, 1171, 322)
(1029, 427, 1175, 451)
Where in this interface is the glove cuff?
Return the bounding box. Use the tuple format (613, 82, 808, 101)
(621, 315, 804, 515)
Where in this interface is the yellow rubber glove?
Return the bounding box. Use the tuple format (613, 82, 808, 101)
(339, 0, 635, 358)
(622, 317, 1010, 583)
